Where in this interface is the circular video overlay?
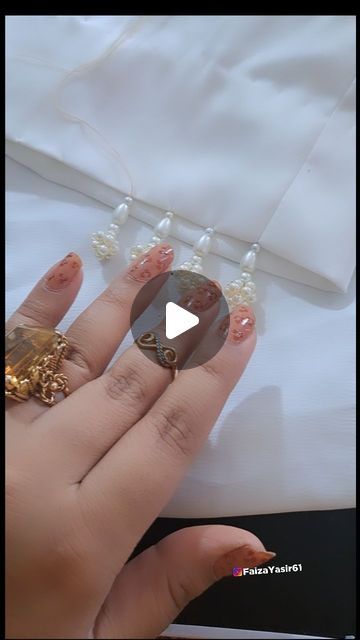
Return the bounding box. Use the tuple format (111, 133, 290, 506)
(130, 270, 230, 372)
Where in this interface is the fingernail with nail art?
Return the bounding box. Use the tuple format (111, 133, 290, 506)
(180, 280, 221, 313)
(44, 252, 82, 292)
(127, 243, 174, 283)
(217, 304, 256, 344)
(213, 544, 276, 579)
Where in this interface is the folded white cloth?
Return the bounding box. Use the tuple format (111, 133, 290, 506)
(5, 15, 356, 292)
(6, 158, 355, 517)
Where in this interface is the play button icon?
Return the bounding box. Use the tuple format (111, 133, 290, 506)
(165, 302, 199, 339)
(130, 270, 230, 372)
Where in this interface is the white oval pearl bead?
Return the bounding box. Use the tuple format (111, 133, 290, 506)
(192, 255, 202, 264)
(240, 250, 257, 273)
(112, 203, 129, 226)
(124, 196, 133, 205)
(194, 232, 212, 257)
(191, 263, 203, 273)
(150, 235, 162, 245)
(165, 211, 174, 219)
(251, 243, 260, 253)
(154, 216, 172, 238)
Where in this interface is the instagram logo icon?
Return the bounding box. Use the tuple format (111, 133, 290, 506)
(232, 567, 243, 577)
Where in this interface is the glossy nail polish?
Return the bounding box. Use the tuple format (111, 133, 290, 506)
(127, 243, 174, 283)
(217, 304, 255, 344)
(180, 280, 221, 312)
(213, 544, 276, 579)
(44, 253, 82, 292)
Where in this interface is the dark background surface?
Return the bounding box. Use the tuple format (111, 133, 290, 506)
(132, 508, 356, 638)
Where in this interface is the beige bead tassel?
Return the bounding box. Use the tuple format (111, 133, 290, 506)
(91, 196, 133, 261)
(224, 243, 260, 310)
(129, 211, 174, 261)
(178, 227, 215, 274)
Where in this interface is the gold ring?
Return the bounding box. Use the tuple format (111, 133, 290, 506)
(5, 325, 70, 406)
(135, 332, 178, 381)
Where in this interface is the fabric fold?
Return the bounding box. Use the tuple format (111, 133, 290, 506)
(5, 15, 356, 291)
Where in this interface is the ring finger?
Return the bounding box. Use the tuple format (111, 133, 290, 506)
(34, 279, 222, 481)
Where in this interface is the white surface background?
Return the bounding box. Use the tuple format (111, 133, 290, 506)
(6, 157, 355, 517)
(162, 624, 330, 638)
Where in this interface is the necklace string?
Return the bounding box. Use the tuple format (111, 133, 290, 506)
(52, 16, 150, 198)
(11, 16, 150, 198)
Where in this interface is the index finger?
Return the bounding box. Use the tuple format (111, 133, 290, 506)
(79, 304, 256, 563)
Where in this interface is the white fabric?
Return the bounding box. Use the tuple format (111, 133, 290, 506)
(6, 157, 355, 517)
(163, 624, 329, 638)
(5, 15, 356, 292)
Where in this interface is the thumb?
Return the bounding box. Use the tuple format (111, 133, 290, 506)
(94, 525, 276, 639)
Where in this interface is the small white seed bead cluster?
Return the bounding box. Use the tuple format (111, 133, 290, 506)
(91, 197, 133, 261)
(129, 211, 174, 261)
(173, 270, 201, 291)
(224, 243, 260, 310)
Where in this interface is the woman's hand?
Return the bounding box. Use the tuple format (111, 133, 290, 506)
(6, 245, 274, 639)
